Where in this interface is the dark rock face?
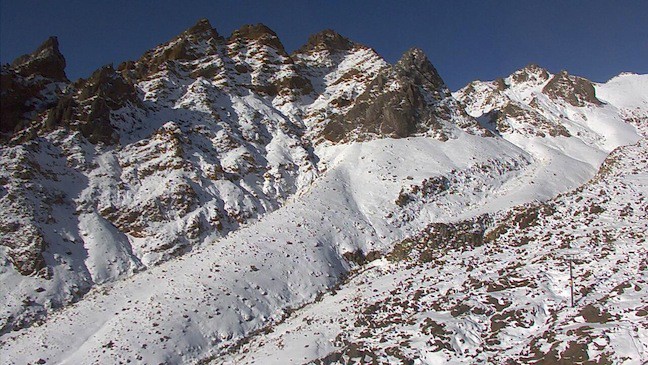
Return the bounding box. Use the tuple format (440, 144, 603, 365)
(322, 48, 454, 142)
(1, 38, 69, 137)
(393, 48, 447, 96)
(184, 18, 218, 38)
(494, 78, 507, 91)
(1, 69, 34, 134)
(228, 23, 286, 54)
(47, 65, 138, 144)
(542, 71, 602, 107)
(79, 65, 138, 109)
(295, 29, 356, 54)
(10, 37, 68, 82)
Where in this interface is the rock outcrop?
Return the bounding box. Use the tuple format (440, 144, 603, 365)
(455, 65, 605, 138)
(321, 48, 484, 142)
(10, 37, 68, 82)
(542, 70, 602, 107)
(1, 37, 68, 136)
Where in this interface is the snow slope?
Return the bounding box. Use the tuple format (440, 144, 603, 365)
(229, 138, 648, 364)
(1, 118, 642, 363)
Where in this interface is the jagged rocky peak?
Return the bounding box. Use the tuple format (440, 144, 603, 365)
(542, 70, 602, 107)
(394, 47, 448, 96)
(228, 23, 287, 54)
(182, 18, 220, 39)
(509, 63, 550, 86)
(45, 64, 138, 144)
(295, 29, 358, 54)
(1, 37, 70, 137)
(118, 18, 223, 81)
(320, 47, 470, 143)
(10, 36, 68, 82)
(78, 64, 138, 107)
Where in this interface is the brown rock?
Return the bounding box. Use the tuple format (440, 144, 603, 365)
(228, 24, 286, 54)
(294, 29, 357, 54)
(510, 64, 550, 85)
(1, 37, 69, 137)
(10, 37, 68, 82)
(321, 48, 452, 142)
(542, 70, 602, 107)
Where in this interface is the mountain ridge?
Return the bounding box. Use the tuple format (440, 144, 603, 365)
(0, 19, 646, 364)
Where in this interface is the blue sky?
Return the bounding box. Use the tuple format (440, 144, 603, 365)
(1, 0, 646, 90)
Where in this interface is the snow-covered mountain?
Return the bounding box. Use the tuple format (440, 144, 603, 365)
(1, 19, 646, 364)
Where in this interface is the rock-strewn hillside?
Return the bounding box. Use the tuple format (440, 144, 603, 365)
(228, 137, 648, 365)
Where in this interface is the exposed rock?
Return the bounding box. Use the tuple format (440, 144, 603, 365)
(183, 18, 218, 38)
(118, 19, 224, 82)
(227, 23, 313, 97)
(10, 37, 68, 82)
(486, 101, 571, 137)
(0, 219, 46, 276)
(228, 23, 286, 54)
(78, 65, 138, 108)
(494, 78, 507, 91)
(542, 70, 602, 107)
(46, 65, 138, 144)
(455, 65, 608, 139)
(0, 69, 35, 134)
(295, 29, 357, 54)
(1, 37, 69, 137)
(393, 48, 448, 97)
(321, 48, 476, 142)
(510, 64, 550, 86)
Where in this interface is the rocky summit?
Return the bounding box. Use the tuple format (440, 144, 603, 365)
(1, 19, 647, 364)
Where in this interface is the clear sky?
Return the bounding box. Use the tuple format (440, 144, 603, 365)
(1, 0, 646, 90)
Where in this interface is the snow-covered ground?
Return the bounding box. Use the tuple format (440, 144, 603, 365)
(228, 139, 648, 365)
(1, 117, 642, 364)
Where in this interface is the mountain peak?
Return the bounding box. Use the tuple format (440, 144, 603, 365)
(394, 47, 446, 91)
(396, 48, 429, 68)
(509, 63, 550, 85)
(10, 36, 68, 81)
(229, 23, 286, 53)
(295, 29, 357, 54)
(182, 18, 220, 39)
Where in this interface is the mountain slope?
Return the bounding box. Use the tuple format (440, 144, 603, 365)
(229, 137, 648, 365)
(0, 19, 646, 364)
(1, 106, 643, 364)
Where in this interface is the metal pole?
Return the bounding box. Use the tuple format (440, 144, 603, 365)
(569, 258, 574, 307)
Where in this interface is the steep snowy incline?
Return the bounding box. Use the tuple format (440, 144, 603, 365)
(227, 137, 648, 365)
(1, 129, 590, 364)
(0, 19, 499, 335)
(595, 73, 648, 112)
(595, 73, 648, 135)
